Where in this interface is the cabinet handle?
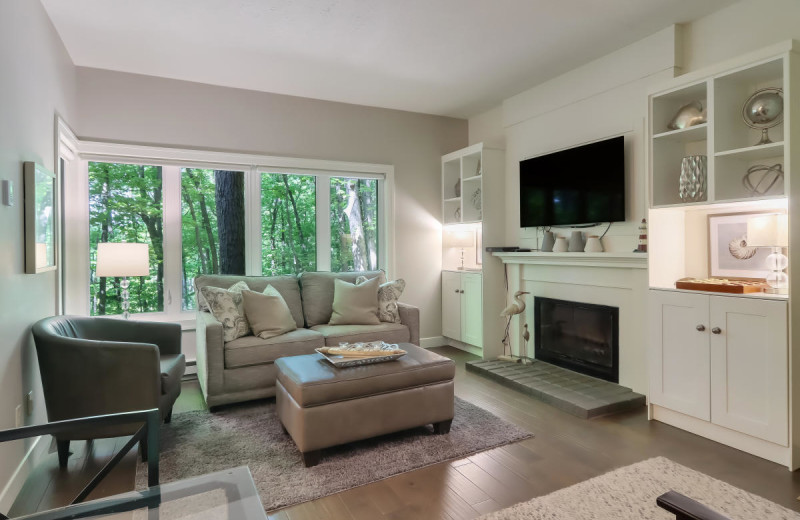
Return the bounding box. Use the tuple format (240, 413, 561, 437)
(696, 325, 705, 332)
(711, 327, 722, 335)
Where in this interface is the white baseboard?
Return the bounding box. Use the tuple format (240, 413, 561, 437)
(0, 435, 46, 513)
(420, 336, 447, 348)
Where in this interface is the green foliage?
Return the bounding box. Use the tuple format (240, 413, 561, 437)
(331, 178, 379, 271)
(261, 173, 317, 275)
(89, 162, 163, 316)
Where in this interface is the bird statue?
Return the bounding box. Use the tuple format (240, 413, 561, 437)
(521, 323, 531, 364)
(501, 291, 529, 359)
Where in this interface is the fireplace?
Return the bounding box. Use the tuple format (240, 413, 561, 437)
(533, 297, 619, 383)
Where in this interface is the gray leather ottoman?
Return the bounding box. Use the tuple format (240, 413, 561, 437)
(275, 344, 455, 467)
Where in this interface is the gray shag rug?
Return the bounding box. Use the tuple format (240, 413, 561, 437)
(136, 397, 530, 512)
(479, 456, 800, 519)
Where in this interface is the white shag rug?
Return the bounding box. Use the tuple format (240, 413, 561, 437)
(480, 457, 800, 520)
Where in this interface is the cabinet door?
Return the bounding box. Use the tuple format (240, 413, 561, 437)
(648, 290, 710, 420)
(461, 273, 483, 347)
(709, 297, 788, 445)
(442, 271, 462, 340)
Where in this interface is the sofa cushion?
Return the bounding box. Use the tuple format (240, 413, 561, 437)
(275, 344, 455, 407)
(195, 275, 304, 329)
(329, 277, 381, 325)
(299, 271, 384, 327)
(311, 322, 410, 346)
(160, 354, 186, 396)
(224, 328, 324, 369)
(201, 282, 251, 342)
(242, 286, 297, 339)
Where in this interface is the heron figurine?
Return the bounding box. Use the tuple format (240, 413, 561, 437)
(501, 291, 530, 360)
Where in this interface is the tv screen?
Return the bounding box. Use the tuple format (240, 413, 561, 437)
(519, 136, 625, 227)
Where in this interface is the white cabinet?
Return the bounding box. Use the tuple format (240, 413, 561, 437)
(442, 271, 483, 348)
(649, 290, 788, 446)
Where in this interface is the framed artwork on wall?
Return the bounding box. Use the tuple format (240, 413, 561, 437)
(707, 211, 773, 280)
(24, 161, 57, 274)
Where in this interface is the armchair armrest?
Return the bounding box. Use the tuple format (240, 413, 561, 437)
(195, 311, 225, 403)
(36, 335, 161, 427)
(397, 302, 420, 346)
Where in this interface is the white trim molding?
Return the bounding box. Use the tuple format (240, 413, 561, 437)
(494, 251, 648, 270)
(0, 436, 46, 513)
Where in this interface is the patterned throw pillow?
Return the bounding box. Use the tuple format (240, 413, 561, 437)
(356, 275, 406, 324)
(200, 281, 251, 342)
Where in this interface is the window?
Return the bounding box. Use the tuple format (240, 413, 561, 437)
(64, 141, 393, 320)
(181, 168, 245, 310)
(261, 173, 316, 276)
(88, 162, 163, 315)
(330, 177, 379, 271)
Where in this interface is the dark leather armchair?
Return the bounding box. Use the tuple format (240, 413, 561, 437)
(32, 316, 185, 467)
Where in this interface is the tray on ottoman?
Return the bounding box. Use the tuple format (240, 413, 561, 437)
(314, 342, 407, 368)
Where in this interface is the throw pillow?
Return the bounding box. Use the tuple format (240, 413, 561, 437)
(356, 275, 406, 323)
(242, 286, 297, 340)
(200, 281, 251, 342)
(329, 276, 381, 325)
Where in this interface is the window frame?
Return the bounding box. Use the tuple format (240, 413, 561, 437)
(61, 138, 395, 323)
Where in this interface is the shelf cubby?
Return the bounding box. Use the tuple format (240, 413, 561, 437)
(443, 159, 461, 200)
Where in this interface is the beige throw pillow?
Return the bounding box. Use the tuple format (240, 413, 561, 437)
(356, 275, 406, 323)
(242, 286, 297, 340)
(329, 277, 381, 325)
(200, 281, 251, 342)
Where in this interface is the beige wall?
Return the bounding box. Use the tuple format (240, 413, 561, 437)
(74, 68, 467, 340)
(0, 0, 77, 504)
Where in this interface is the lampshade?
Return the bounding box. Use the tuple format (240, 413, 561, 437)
(96, 242, 150, 277)
(444, 230, 474, 248)
(747, 214, 788, 247)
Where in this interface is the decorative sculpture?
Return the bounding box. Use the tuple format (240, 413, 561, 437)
(742, 87, 783, 145)
(501, 291, 530, 360)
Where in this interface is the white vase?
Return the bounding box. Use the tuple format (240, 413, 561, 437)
(584, 235, 604, 252)
(553, 236, 568, 252)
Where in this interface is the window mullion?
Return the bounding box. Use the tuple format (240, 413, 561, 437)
(162, 165, 182, 316)
(245, 167, 261, 275)
(317, 176, 331, 271)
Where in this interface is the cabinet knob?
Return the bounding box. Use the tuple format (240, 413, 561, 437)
(696, 324, 705, 332)
(460, 290, 465, 294)
(454, 289, 459, 293)
(711, 327, 722, 335)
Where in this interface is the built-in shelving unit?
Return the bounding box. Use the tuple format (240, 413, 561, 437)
(441, 143, 505, 358)
(646, 40, 799, 470)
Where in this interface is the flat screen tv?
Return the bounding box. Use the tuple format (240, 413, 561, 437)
(519, 136, 625, 227)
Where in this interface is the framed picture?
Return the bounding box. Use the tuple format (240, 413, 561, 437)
(707, 211, 774, 280)
(24, 161, 57, 274)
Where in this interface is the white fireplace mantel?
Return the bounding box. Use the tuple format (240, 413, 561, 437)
(493, 251, 648, 269)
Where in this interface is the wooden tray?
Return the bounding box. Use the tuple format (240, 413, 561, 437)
(675, 277, 768, 294)
(314, 348, 406, 368)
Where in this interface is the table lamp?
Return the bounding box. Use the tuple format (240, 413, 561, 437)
(444, 229, 475, 270)
(747, 214, 789, 294)
(96, 242, 150, 318)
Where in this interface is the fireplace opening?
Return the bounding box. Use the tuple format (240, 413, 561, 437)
(533, 297, 619, 383)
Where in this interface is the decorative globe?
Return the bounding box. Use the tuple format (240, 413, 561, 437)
(744, 90, 783, 126)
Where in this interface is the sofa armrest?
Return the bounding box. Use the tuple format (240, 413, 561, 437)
(195, 311, 225, 402)
(397, 302, 420, 346)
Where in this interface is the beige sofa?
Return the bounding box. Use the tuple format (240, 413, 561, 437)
(195, 271, 420, 409)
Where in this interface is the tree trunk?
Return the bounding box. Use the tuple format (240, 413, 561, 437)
(190, 169, 219, 274)
(181, 179, 208, 273)
(282, 175, 307, 254)
(358, 179, 377, 269)
(343, 180, 368, 271)
(136, 166, 164, 312)
(215, 171, 245, 275)
(97, 167, 111, 315)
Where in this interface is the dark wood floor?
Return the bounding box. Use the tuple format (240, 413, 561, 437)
(10, 346, 800, 519)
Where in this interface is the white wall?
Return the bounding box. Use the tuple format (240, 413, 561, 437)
(0, 0, 77, 507)
(74, 69, 467, 340)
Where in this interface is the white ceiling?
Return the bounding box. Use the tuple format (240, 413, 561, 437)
(41, 0, 736, 118)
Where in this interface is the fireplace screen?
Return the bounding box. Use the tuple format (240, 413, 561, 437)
(533, 297, 619, 383)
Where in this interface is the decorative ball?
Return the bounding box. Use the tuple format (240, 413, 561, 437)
(743, 90, 783, 127)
